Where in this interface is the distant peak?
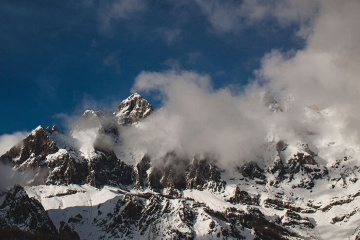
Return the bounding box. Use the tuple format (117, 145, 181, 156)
(115, 93, 154, 124)
(31, 125, 45, 135)
(35, 125, 44, 131)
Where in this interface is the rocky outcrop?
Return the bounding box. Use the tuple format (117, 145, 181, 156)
(0, 126, 58, 166)
(239, 161, 266, 183)
(115, 93, 154, 124)
(229, 186, 260, 205)
(46, 151, 88, 185)
(281, 210, 315, 228)
(186, 156, 225, 191)
(134, 153, 225, 192)
(267, 140, 328, 189)
(0, 185, 58, 236)
(86, 150, 133, 188)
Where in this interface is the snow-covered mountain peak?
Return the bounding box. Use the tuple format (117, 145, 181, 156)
(31, 125, 45, 135)
(115, 93, 154, 124)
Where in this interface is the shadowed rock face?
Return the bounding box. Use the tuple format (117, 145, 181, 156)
(133, 153, 225, 193)
(46, 152, 89, 185)
(0, 185, 58, 235)
(0, 124, 134, 188)
(59, 221, 80, 240)
(97, 192, 298, 240)
(0, 127, 58, 166)
(86, 149, 134, 188)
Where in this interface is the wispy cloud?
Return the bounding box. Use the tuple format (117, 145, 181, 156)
(98, 0, 147, 33)
(103, 52, 121, 75)
(258, 0, 360, 143)
(163, 28, 182, 45)
(0, 132, 29, 155)
(195, 0, 319, 34)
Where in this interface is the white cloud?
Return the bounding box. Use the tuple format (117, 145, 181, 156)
(0, 132, 29, 155)
(98, 0, 147, 33)
(253, 0, 360, 149)
(195, 0, 319, 34)
(0, 163, 38, 191)
(123, 0, 360, 168)
(127, 70, 273, 168)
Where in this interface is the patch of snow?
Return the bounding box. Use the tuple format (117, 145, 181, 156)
(183, 189, 234, 211)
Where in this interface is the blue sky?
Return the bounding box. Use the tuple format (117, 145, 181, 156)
(0, 0, 307, 134)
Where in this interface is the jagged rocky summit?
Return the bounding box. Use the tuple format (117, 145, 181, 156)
(1, 93, 360, 239)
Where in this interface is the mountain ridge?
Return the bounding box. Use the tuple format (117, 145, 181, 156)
(1, 93, 360, 239)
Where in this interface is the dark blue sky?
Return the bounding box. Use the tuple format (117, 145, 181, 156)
(0, 0, 303, 134)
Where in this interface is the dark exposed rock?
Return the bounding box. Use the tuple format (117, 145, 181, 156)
(59, 221, 80, 240)
(264, 198, 303, 212)
(229, 186, 260, 205)
(100, 193, 196, 239)
(0, 185, 58, 236)
(204, 207, 299, 240)
(238, 161, 266, 180)
(0, 122, 134, 188)
(137, 195, 196, 239)
(0, 228, 61, 240)
(148, 152, 189, 191)
(321, 197, 354, 212)
(267, 143, 328, 189)
(102, 194, 144, 238)
(46, 152, 88, 185)
(268, 158, 285, 186)
(281, 210, 315, 228)
(276, 140, 288, 152)
(68, 214, 83, 224)
(285, 153, 328, 189)
(134, 155, 151, 189)
(141, 153, 225, 192)
(186, 156, 225, 191)
(86, 150, 133, 188)
(0, 127, 58, 166)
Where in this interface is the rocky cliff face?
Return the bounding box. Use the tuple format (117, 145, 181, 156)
(0, 185, 57, 236)
(1, 93, 360, 239)
(115, 93, 154, 124)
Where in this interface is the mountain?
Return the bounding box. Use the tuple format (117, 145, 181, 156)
(0, 185, 80, 240)
(115, 93, 154, 124)
(1, 93, 360, 239)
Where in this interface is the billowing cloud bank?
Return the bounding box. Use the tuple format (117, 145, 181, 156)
(121, 0, 360, 168)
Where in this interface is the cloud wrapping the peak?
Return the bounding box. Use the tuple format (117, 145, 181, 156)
(0, 132, 29, 156)
(127, 70, 273, 168)
(124, 0, 360, 168)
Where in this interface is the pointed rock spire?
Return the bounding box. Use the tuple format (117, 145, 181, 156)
(115, 93, 154, 124)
